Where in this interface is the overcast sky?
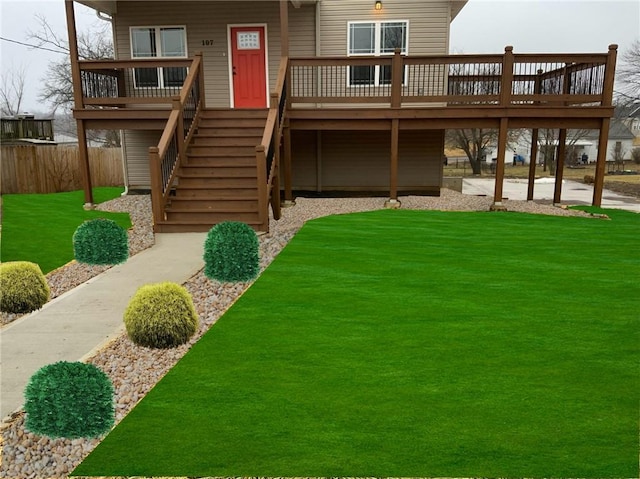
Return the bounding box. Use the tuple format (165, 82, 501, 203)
(1, 0, 639, 114)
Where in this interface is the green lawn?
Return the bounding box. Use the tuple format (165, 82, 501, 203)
(1, 188, 131, 274)
(74, 209, 639, 478)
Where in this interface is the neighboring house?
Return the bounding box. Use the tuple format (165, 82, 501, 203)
(584, 120, 635, 162)
(67, 0, 618, 232)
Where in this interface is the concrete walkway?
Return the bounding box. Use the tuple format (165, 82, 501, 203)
(463, 177, 640, 213)
(1, 233, 206, 420)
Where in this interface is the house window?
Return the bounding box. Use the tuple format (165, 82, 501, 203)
(131, 26, 188, 88)
(347, 21, 408, 86)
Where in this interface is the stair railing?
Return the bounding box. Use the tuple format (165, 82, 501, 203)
(149, 52, 205, 229)
(256, 56, 288, 231)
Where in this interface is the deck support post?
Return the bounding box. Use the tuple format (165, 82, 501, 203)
(593, 44, 617, 207)
(592, 118, 611, 207)
(386, 118, 400, 207)
(491, 117, 509, 210)
(553, 128, 567, 206)
(283, 126, 294, 205)
(527, 129, 539, 201)
(65, 0, 93, 206)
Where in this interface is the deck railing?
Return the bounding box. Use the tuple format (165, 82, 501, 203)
(1, 118, 54, 141)
(256, 56, 288, 230)
(78, 57, 194, 107)
(289, 47, 614, 108)
(148, 54, 204, 228)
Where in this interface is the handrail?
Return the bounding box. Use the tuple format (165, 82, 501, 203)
(148, 53, 204, 230)
(288, 48, 614, 108)
(256, 56, 288, 231)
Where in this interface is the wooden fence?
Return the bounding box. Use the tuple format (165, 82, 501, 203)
(1, 146, 124, 194)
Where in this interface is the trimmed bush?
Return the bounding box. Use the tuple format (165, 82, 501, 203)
(124, 282, 199, 349)
(24, 361, 114, 439)
(204, 221, 259, 282)
(73, 218, 129, 265)
(0, 261, 50, 313)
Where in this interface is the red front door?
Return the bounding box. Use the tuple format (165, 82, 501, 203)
(231, 26, 267, 108)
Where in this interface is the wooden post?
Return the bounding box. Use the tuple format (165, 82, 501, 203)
(593, 118, 611, 207)
(195, 51, 206, 109)
(553, 128, 567, 205)
(280, 0, 289, 58)
(283, 126, 293, 203)
(391, 49, 403, 108)
(388, 119, 399, 203)
(492, 117, 509, 209)
(173, 97, 185, 162)
(527, 128, 539, 201)
(500, 46, 514, 107)
(593, 44, 617, 206)
(255, 146, 269, 232)
(527, 68, 543, 201)
(148, 147, 164, 230)
(271, 164, 282, 220)
(65, 0, 93, 205)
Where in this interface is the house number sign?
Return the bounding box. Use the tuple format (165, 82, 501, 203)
(237, 32, 260, 50)
(201, 40, 214, 46)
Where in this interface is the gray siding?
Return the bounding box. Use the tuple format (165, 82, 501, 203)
(114, 1, 315, 107)
(122, 130, 161, 189)
(318, 0, 450, 56)
(291, 129, 444, 192)
(113, 1, 315, 189)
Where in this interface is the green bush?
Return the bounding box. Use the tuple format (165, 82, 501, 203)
(204, 221, 259, 282)
(73, 218, 129, 265)
(0, 261, 50, 313)
(24, 361, 114, 439)
(124, 282, 199, 349)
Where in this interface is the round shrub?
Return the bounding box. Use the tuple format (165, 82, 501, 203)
(24, 361, 114, 439)
(204, 221, 259, 282)
(73, 218, 129, 265)
(0, 261, 50, 314)
(124, 282, 199, 349)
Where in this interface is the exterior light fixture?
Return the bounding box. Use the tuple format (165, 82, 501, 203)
(375, 1, 382, 10)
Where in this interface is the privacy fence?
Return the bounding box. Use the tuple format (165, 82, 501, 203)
(1, 146, 123, 194)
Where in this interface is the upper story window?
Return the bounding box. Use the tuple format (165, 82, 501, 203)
(347, 21, 408, 86)
(131, 26, 188, 88)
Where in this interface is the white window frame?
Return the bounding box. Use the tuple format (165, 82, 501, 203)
(130, 25, 188, 89)
(346, 20, 409, 87)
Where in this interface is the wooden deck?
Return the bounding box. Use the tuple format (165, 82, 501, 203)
(69, 47, 618, 232)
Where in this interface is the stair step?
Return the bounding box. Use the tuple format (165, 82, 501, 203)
(197, 118, 267, 129)
(165, 210, 260, 223)
(168, 197, 258, 209)
(184, 157, 256, 167)
(174, 186, 259, 197)
(195, 127, 265, 137)
(187, 145, 257, 156)
(200, 108, 268, 119)
(179, 167, 256, 178)
(155, 220, 263, 233)
(191, 136, 261, 147)
(177, 177, 258, 189)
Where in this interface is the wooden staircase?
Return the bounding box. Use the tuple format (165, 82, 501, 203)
(155, 109, 268, 233)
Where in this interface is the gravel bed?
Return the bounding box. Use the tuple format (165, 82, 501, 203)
(0, 190, 593, 478)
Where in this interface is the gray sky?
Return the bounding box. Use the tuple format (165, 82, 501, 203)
(1, 0, 639, 113)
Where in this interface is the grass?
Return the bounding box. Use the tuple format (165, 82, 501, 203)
(1, 188, 131, 274)
(73, 209, 639, 478)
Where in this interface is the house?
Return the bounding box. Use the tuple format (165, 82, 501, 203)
(66, 0, 618, 232)
(584, 120, 635, 162)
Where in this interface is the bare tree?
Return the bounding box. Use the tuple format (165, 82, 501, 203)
(535, 129, 591, 173)
(27, 14, 114, 112)
(616, 40, 640, 105)
(26, 15, 120, 146)
(0, 65, 27, 116)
